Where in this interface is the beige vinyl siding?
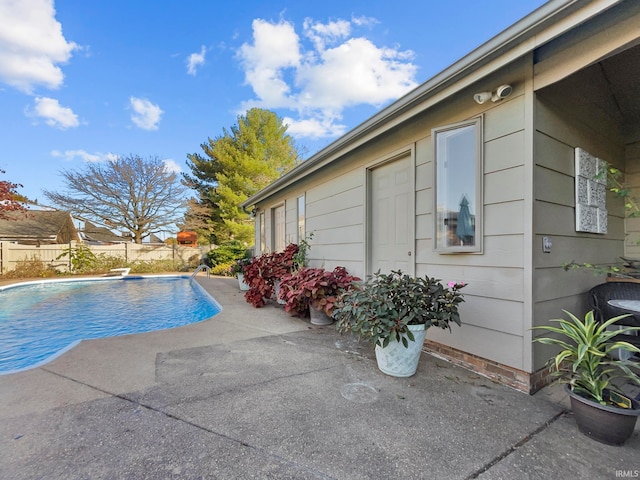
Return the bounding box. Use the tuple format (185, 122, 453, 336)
(624, 141, 640, 256)
(531, 88, 627, 370)
(257, 58, 532, 371)
(413, 84, 529, 370)
(429, 324, 525, 369)
(305, 165, 365, 274)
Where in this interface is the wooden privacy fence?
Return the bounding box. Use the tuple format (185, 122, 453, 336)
(0, 242, 211, 273)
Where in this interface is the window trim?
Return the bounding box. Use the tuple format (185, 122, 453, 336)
(259, 212, 265, 253)
(271, 203, 286, 252)
(297, 194, 305, 244)
(433, 116, 483, 253)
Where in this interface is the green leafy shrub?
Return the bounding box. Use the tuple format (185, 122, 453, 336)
(206, 241, 249, 268)
(210, 261, 235, 276)
(93, 254, 128, 272)
(2, 251, 189, 278)
(187, 253, 202, 268)
(56, 244, 97, 273)
(128, 260, 186, 273)
(291, 232, 313, 270)
(2, 256, 58, 279)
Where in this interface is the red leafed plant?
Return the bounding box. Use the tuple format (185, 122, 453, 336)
(242, 243, 300, 308)
(278, 266, 360, 317)
(0, 170, 27, 220)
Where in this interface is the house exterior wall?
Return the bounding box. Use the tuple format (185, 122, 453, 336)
(422, 63, 531, 373)
(248, 2, 640, 393)
(623, 134, 640, 256)
(529, 7, 639, 371)
(531, 95, 627, 370)
(254, 58, 533, 376)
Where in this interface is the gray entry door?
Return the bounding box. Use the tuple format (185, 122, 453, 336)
(368, 154, 414, 275)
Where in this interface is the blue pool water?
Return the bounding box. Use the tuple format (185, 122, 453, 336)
(0, 276, 221, 374)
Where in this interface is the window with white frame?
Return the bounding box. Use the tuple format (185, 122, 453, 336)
(297, 195, 305, 243)
(433, 117, 483, 253)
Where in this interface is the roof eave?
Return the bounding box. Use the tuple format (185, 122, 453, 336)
(242, 0, 617, 208)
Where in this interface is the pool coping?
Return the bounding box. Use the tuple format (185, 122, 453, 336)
(0, 273, 223, 375)
(0, 275, 308, 411)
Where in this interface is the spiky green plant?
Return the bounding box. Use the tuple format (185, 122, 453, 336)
(534, 310, 640, 405)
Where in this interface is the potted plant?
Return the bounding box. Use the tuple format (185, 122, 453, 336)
(232, 257, 252, 291)
(533, 310, 640, 445)
(278, 266, 360, 325)
(334, 270, 465, 377)
(242, 243, 299, 308)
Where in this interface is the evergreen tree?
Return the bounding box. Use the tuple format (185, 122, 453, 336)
(183, 108, 300, 244)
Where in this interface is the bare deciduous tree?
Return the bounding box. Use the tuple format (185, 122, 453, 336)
(44, 155, 187, 243)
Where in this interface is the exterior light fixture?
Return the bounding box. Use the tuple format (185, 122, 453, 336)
(473, 84, 513, 104)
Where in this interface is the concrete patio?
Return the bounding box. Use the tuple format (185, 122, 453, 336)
(1, 276, 638, 479)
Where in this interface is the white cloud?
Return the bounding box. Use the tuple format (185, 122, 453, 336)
(237, 16, 418, 140)
(0, 0, 78, 93)
(237, 19, 301, 108)
(129, 97, 163, 130)
(51, 150, 117, 163)
(162, 158, 181, 173)
(282, 115, 346, 140)
(186, 45, 206, 75)
(351, 15, 379, 28)
(303, 18, 350, 51)
(297, 38, 417, 109)
(30, 96, 79, 129)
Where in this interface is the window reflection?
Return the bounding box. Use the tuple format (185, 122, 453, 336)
(434, 119, 481, 252)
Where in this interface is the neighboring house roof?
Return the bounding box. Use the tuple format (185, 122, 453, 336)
(242, 0, 621, 208)
(144, 233, 165, 244)
(80, 220, 126, 244)
(0, 210, 80, 244)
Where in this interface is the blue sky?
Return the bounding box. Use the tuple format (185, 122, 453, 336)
(1, 0, 548, 204)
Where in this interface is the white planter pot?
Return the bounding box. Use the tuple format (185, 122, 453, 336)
(237, 273, 250, 291)
(274, 280, 286, 305)
(375, 324, 427, 377)
(310, 308, 333, 326)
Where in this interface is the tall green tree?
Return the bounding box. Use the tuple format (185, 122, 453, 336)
(183, 108, 300, 244)
(44, 155, 187, 244)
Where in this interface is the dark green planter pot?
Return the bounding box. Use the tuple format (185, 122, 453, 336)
(566, 385, 640, 445)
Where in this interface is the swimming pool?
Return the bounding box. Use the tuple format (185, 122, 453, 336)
(0, 275, 221, 374)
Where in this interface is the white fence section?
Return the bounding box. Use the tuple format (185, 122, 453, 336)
(0, 241, 212, 273)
